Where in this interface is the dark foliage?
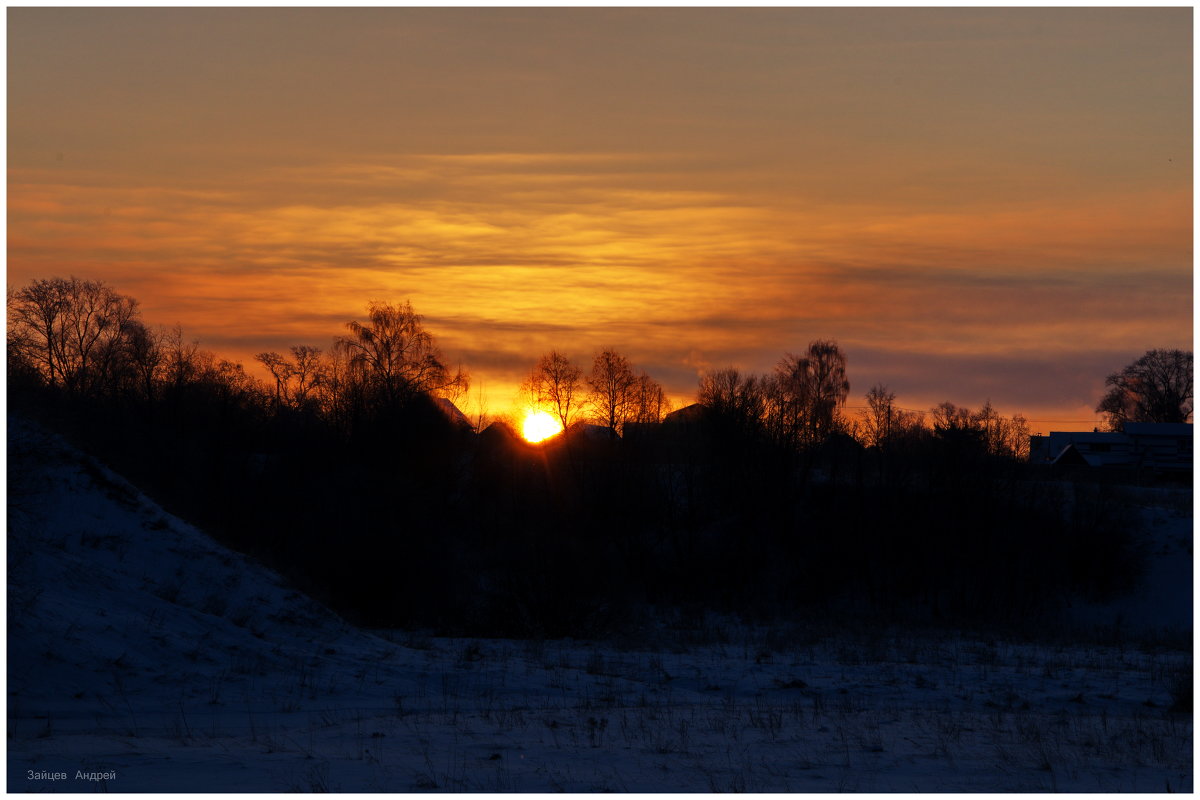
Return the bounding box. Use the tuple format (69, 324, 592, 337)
(9, 278, 1150, 638)
(1096, 348, 1193, 430)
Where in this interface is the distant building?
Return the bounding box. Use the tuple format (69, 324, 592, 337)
(433, 397, 473, 430)
(1029, 423, 1192, 473)
(662, 403, 711, 426)
(571, 422, 619, 442)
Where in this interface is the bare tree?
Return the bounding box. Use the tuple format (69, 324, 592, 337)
(931, 401, 973, 433)
(1001, 412, 1031, 460)
(253, 346, 323, 411)
(162, 324, 202, 394)
(522, 350, 584, 429)
(630, 370, 671, 423)
(289, 345, 324, 409)
(972, 400, 1004, 454)
(121, 321, 166, 402)
(256, 351, 295, 407)
(313, 346, 352, 426)
(334, 301, 468, 408)
(62, 278, 139, 396)
(8, 285, 43, 383)
(859, 383, 897, 448)
(8, 276, 140, 396)
(469, 379, 492, 433)
(930, 399, 1029, 459)
(771, 340, 850, 445)
(587, 349, 636, 434)
(699, 367, 764, 428)
(1096, 349, 1193, 430)
(8, 278, 69, 386)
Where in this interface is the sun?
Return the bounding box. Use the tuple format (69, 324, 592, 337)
(521, 409, 563, 443)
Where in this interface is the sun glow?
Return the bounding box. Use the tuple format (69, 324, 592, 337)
(521, 409, 563, 443)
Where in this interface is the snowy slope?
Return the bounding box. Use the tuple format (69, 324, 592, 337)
(7, 416, 1193, 792)
(1065, 486, 1193, 635)
(8, 416, 408, 791)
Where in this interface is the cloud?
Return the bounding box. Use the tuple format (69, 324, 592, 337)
(7, 150, 1190, 427)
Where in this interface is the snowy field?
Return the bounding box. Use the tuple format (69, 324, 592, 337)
(7, 417, 1193, 792)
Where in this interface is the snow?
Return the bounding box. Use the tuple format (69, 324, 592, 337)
(7, 416, 1193, 792)
(1065, 485, 1193, 635)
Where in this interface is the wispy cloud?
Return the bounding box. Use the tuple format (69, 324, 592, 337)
(8, 150, 1190, 421)
(8, 8, 1191, 425)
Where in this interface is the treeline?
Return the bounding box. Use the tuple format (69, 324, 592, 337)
(521, 349, 671, 434)
(690, 348, 1030, 461)
(7, 279, 467, 436)
(6, 277, 1030, 455)
(8, 277, 1141, 636)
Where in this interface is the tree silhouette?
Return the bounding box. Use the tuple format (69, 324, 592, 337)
(288, 345, 324, 410)
(972, 400, 1030, 459)
(1096, 349, 1193, 430)
(859, 383, 897, 448)
(587, 349, 636, 434)
(162, 324, 203, 395)
(522, 350, 584, 430)
(255, 351, 294, 408)
(255, 345, 325, 411)
(8, 276, 140, 397)
(630, 370, 671, 423)
(770, 340, 850, 445)
(334, 301, 467, 410)
(698, 367, 764, 430)
(931, 401, 973, 433)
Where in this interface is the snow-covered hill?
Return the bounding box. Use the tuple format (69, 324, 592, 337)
(1065, 484, 1193, 636)
(7, 416, 1193, 792)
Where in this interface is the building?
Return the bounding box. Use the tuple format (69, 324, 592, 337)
(1029, 423, 1192, 473)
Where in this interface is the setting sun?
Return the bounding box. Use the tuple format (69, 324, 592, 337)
(521, 410, 563, 443)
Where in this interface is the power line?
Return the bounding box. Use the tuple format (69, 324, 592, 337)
(842, 404, 1098, 422)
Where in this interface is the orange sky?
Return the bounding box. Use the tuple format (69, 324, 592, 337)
(7, 8, 1193, 431)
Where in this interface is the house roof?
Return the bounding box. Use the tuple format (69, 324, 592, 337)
(433, 397, 473, 429)
(1051, 443, 1094, 467)
(663, 403, 709, 425)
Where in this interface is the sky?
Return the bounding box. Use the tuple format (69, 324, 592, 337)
(7, 7, 1193, 431)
